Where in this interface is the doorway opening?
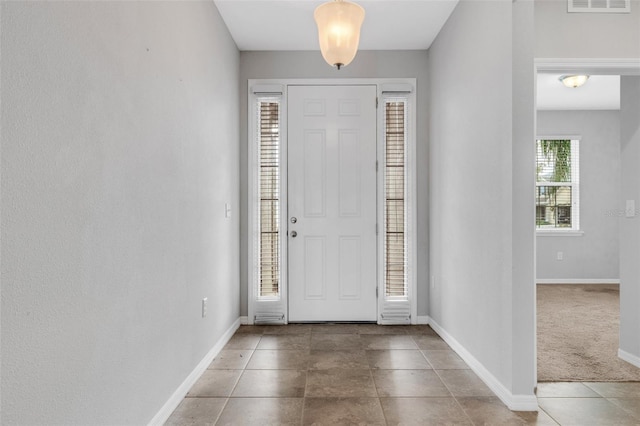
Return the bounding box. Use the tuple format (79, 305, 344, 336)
(534, 60, 640, 383)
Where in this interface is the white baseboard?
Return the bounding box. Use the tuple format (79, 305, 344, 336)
(427, 317, 538, 412)
(619, 348, 640, 369)
(536, 279, 620, 284)
(240, 316, 249, 325)
(148, 317, 241, 426)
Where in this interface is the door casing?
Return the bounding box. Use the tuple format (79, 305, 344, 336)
(247, 78, 417, 325)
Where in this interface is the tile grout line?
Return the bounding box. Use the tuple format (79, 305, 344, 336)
(301, 346, 310, 426)
(213, 397, 230, 426)
(364, 337, 389, 426)
(605, 396, 640, 422)
(538, 405, 562, 426)
(226, 337, 260, 401)
(430, 366, 477, 426)
(213, 333, 261, 425)
(300, 330, 312, 425)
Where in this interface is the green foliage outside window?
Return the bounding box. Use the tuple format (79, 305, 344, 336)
(536, 139, 574, 229)
(537, 139, 571, 184)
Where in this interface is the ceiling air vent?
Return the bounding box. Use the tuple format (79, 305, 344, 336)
(568, 0, 630, 12)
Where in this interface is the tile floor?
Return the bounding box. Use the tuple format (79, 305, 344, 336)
(166, 324, 640, 425)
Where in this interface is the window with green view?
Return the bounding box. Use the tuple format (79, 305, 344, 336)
(536, 139, 580, 230)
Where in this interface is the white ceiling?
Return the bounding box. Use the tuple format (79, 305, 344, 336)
(214, 0, 459, 51)
(537, 74, 620, 111)
(215, 1, 620, 111)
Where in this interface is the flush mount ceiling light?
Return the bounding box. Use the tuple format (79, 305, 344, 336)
(559, 75, 590, 88)
(314, 0, 365, 70)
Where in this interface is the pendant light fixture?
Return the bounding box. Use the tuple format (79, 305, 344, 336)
(559, 75, 590, 88)
(314, 0, 365, 70)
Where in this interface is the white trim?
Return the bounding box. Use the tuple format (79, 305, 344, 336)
(537, 134, 582, 141)
(618, 348, 640, 369)
(408, 90, 418, 325)
(535, 58, 640, 75)
(380, 83, 413, 93)
(572, 139, 580, 230)
(240, 316, 249, 325)
(531, 57, 640, 413)
(536, 230, 584, 237)
(377, 83, 418, 325)
(251, 84, 284, 95)
(568, 0, 631, 14)
(536, 278, 620, 284)
(281, 93, 289, 323)
(148, 318, 241, 426)
(428, 317, 539, 412)
(257, 78, 416, 87)
(248, 78, 418, 325)
(530, 58, 640, 410)
(247, 89, 288, 325)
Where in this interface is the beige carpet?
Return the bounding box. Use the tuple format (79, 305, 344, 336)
(537, 284, 640, 382)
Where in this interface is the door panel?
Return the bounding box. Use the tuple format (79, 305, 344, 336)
(339, 131, 361, 217)
(303, 236, 325, 299)
(303, 130, 326, 217)
(288, 85, 377, 322)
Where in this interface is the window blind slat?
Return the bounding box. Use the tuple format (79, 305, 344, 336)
(258, 101, 280, 298)
(385, 101, 408, 298)
(536, 139, 579, 230)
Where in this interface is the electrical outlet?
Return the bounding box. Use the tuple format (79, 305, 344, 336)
(626, 200, 635, 218)
(225, 203, 232, 218)
(202, 297, 208, 318)
(557, 251, 563, 261)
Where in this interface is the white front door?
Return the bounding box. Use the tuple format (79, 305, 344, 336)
(287, 85, 377, 322)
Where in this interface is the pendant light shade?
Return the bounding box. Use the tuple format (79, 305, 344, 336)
(559, 75, 590, 88)
(314, 0, 365, 70)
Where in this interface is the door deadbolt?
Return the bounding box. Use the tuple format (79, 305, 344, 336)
(290, 217, 297, 224)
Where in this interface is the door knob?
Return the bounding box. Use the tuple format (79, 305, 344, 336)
(290, 230, 297, 238)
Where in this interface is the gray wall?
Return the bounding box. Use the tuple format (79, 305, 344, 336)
(1, 2, 240, 424)
(511, 0, 537, 396)
(238, 50, 430, 317)
(536, 0, 640, 58)
(429, 0, 536, 398)
(536, 110, 621, 280)
(619, 76, 640, 361)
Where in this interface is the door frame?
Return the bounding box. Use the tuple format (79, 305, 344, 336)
(247, 78, 417, 325)
(533, 58, 640, 383)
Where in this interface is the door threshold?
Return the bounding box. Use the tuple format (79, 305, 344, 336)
(287, 321, 378, 324)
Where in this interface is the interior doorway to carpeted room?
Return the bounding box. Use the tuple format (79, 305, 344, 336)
(537, 283, 640, 382)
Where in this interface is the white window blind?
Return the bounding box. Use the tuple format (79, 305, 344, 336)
(536, 139, 580, 231)
(384, 100, 408, 298)
(258, 100, 280, 298)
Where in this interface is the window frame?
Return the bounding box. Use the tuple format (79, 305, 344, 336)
(377, 86, 417, 324)
(382, 98, 409, 301)
(248, 86, 288, 324)
(255, 98, 282, 301)
(535, 137, 581, 234)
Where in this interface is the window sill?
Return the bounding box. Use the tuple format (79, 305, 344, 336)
(536, 230, 584, 237)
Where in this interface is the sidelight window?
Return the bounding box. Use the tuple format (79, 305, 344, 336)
(257, 99, 281, 298)
(384, 100, 408, 299)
